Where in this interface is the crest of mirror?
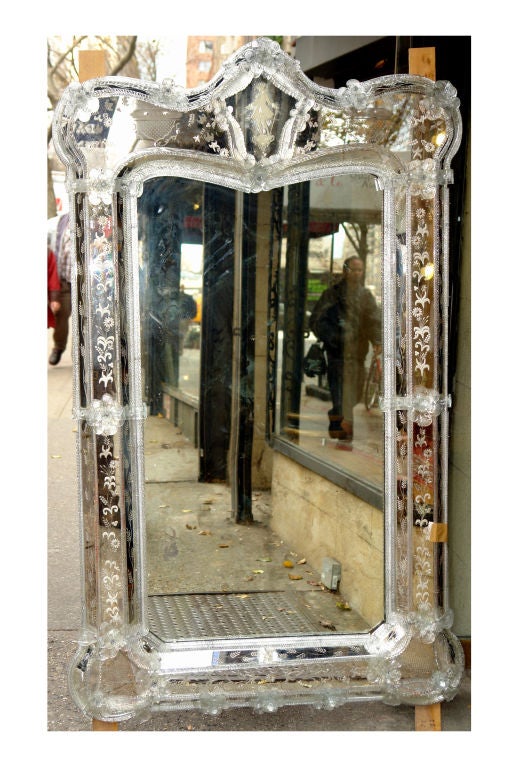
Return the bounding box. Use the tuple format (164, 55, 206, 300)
(52, 37, 464, 723)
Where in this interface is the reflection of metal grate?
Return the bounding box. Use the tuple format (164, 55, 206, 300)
(148, 592, 322, 641)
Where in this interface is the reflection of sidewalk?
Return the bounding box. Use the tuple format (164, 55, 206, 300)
(144, 415, 369, 637)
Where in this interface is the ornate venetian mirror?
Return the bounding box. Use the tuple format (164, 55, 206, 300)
(52, 38, 464, 722)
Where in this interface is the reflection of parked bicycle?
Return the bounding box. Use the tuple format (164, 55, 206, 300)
(364, 350, 382, 410)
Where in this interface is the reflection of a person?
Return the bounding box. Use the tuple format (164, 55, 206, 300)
(309, 256, 381, 441)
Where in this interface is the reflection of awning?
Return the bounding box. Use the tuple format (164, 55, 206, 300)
(183, 215, 203, 244)
(184, 215, 202, 230)
(283, 210, 380, 238)
(283, 221, 336, 238)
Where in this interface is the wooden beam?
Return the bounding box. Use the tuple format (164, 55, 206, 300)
(78, 49, 107, 82)
(92, 718, 119, 731)
(415, 702, 442, 731)
(408, 47, 436, 80)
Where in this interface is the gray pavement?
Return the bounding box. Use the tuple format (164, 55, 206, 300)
(47, 332, 471, 732)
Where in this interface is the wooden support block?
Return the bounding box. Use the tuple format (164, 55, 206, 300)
(429, 522, 448, 542)
(461, 638, 471, 669)
(415, 702, 442, 731)
(409, 47, 436, 80)
(92, 719, 119, 731)
(79, 49, 107, 82)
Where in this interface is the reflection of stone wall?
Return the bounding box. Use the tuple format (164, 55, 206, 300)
(271, 452, 384, 627)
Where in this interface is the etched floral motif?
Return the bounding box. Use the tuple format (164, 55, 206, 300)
(246, 80, 278, 156)
(407, 158, 438, 199)
(88, 169, 115, 206)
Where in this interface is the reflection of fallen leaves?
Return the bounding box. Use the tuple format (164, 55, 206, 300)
(282, 560, 294, 568)
(336, 600, 351, 610)
(288, 574, 303, 581)
(320, 619, 336, 630)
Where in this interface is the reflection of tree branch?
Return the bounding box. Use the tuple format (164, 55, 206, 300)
(341, 222, 360, 253)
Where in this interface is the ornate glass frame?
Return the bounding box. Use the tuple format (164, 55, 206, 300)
(52, 38, 464, 722)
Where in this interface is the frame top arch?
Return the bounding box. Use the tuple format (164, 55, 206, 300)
(52, 37, 461, 193)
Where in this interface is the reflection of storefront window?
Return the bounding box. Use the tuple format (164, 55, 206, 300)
(138, 178, 204, 410)
(274, 175, 384, 504)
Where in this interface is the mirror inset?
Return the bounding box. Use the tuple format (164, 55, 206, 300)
(138, 172, 384, 643)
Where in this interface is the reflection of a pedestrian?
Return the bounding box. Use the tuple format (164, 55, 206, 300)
(309, 256, 381, 441)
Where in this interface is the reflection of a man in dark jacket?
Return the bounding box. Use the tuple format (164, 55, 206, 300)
(309, 256, 381, 441)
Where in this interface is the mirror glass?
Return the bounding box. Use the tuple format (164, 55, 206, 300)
(138, 171, 384, 644)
